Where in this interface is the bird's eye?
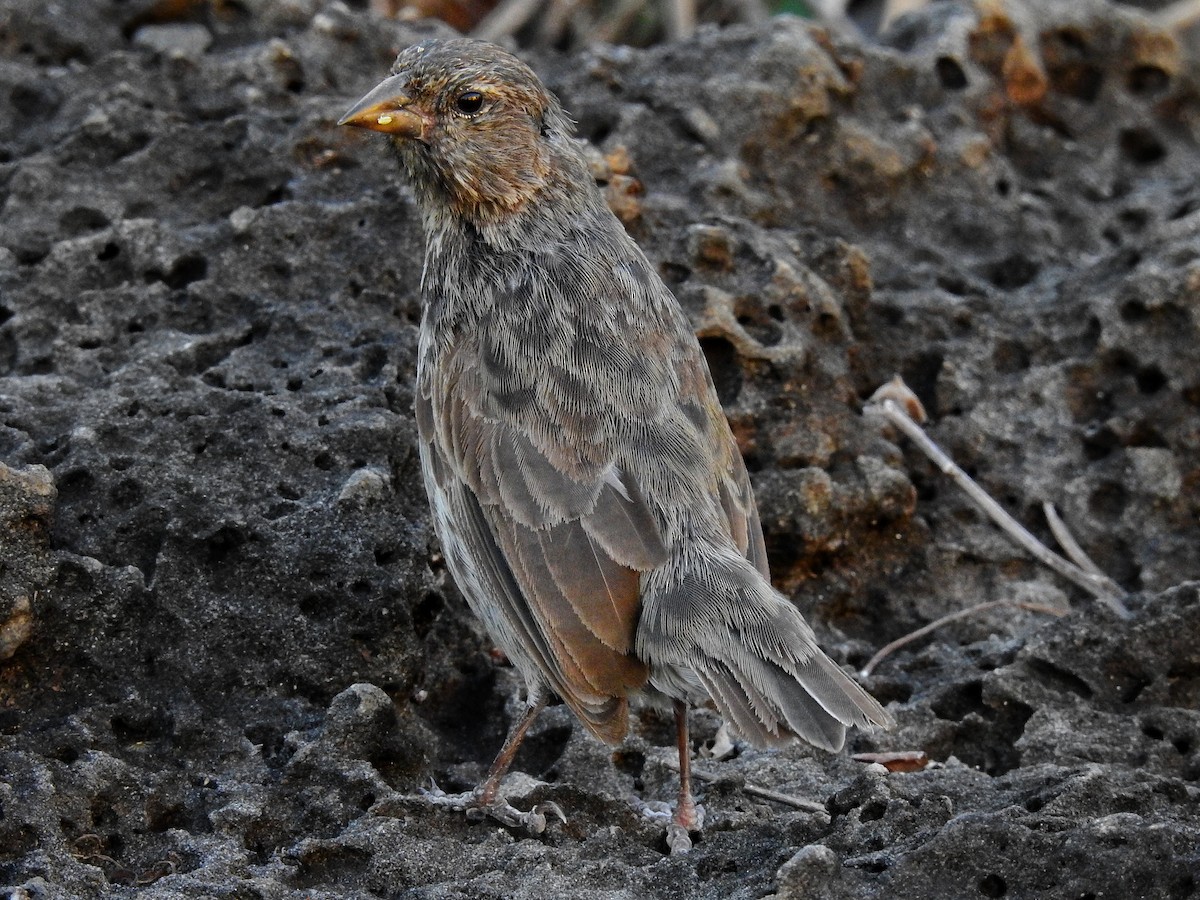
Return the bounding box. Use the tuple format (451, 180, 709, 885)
(455, 91, 484, 115)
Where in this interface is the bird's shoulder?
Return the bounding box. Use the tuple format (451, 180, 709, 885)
(419, 203, 746, 512)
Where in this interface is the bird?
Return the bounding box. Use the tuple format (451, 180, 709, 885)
(339, 37, 894, 853)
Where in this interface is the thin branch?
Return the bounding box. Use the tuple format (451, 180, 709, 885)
(859, 598, 1067, 677)
(656, 755, 826, 813)
(1153, 0, 1200, 31)
(471, 0, 545, 41)
(1043, 502, 1108, 579)
(695, 767, 827, 813)
(864, 379, 1130, 618)
(537, 0, 580, 47)
(664, 0, 696, 41)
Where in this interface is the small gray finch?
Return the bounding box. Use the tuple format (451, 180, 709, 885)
(340, 38, 893, 852)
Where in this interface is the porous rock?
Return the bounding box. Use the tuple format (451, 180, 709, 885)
(1, 1, 1198, 897)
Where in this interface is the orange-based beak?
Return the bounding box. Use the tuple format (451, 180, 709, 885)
(338, 74, 427, 139)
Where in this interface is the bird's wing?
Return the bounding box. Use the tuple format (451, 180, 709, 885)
(674, 351, 771, 578)
(418, 343, 668, 743)
(716, 425, 769, 578)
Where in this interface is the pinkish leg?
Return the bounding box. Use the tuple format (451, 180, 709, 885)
(667, 699, 704, 853)
(423, 687, 565, 834)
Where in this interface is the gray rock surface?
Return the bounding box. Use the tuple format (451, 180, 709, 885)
(1, 0, 1198, 897)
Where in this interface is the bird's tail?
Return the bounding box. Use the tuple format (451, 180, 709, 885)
(636, 549, 894, 751)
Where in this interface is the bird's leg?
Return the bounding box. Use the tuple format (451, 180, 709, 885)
(667, 698, 705, 854)
(475, 688, 548, 806)
(422, 686, 565, 834)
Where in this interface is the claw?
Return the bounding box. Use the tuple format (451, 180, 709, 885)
(537, 801, 567, 825)
(412, 785, 565, 836)
(483, 798, 567, 833)
(519, 806, 546, 834)
(418, 779, 451, 802)
(464, 804, 489, 823)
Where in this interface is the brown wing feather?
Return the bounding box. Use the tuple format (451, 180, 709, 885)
(490, 518, 638, 694)
(427, 352, 666, 743)
(537, 519, 642, 654)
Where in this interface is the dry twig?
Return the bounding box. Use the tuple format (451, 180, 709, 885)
(657, 755, 826, 813)
(1153, 0, 1200, 31)
(1043, 502, 1109, 579)
(863, 377, 1130, 618)
(664, 0, 696, 40)
(471, 0, 545, 40)
(537, 0, 581, 46)
(859, 598, 1067, 677)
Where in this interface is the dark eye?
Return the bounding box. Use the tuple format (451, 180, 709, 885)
(455, 91, 484, 115)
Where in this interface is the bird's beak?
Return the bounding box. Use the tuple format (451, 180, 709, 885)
(338, 74, 427, 140)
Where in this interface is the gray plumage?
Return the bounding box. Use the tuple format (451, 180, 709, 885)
(343, 38, 893, 760)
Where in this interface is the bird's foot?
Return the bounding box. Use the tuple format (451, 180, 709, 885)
(667, 792, 705, 854)
(419, 780, 566, 835)
(632, 798, 706, 854)
(665, 823, 693, 855)
(473, 796, 567, 834)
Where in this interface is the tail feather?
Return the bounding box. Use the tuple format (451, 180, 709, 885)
(697, 663, 793, 749)
(791, 652, 894, 732)
(715, 651, 856, 751)
(638, 551, 895, 750)
(762, 659, 852, 752)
